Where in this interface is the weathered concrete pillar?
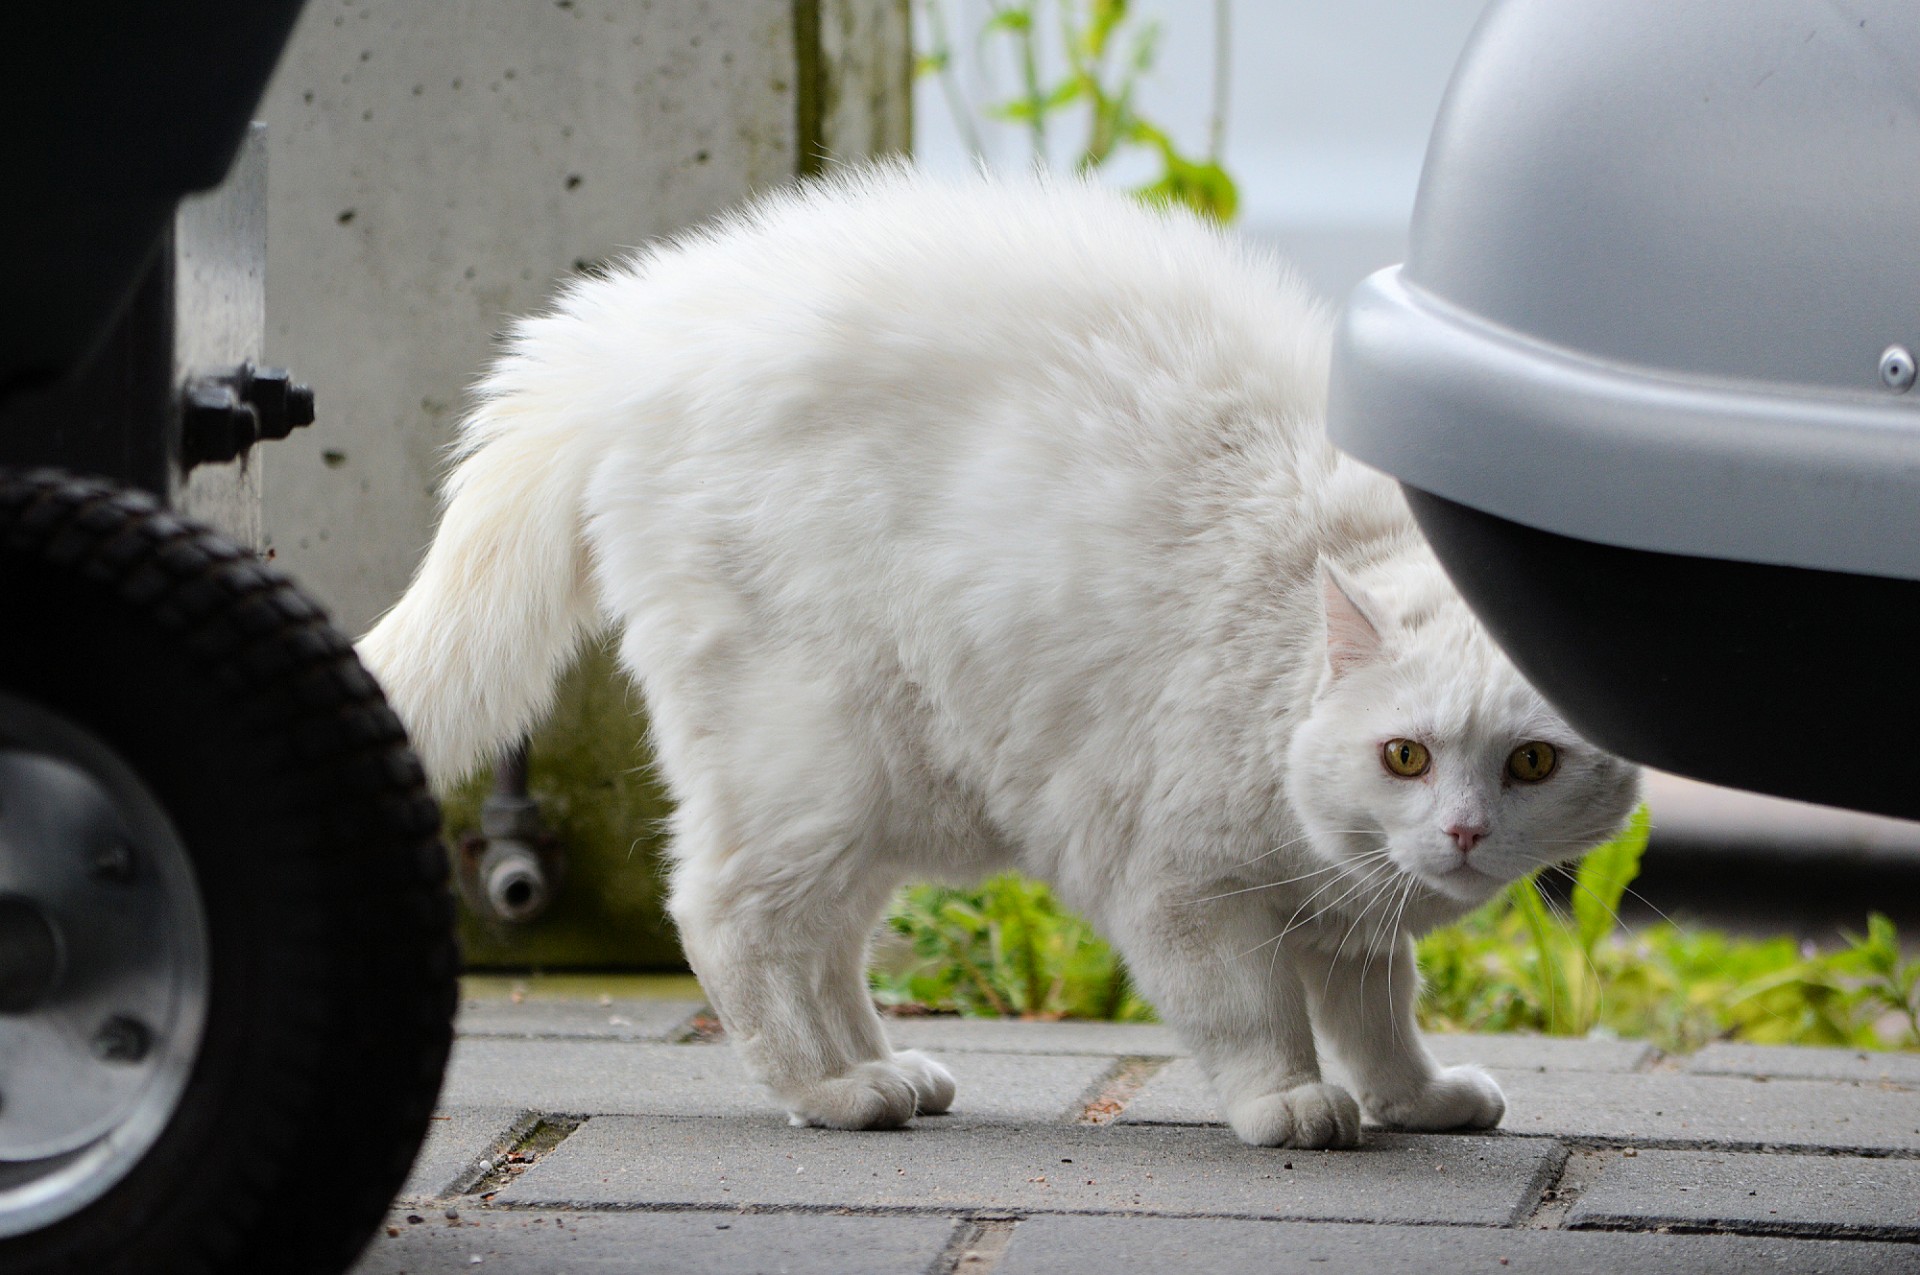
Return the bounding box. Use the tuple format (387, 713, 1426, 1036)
(258, 1, 910, 966)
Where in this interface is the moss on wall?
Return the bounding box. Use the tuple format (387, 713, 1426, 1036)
(445, 642, 685, 970)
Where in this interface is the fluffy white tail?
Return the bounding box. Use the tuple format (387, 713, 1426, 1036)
(358, 387, 598, 788)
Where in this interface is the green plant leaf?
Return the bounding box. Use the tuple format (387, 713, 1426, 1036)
(985, 5, 1033, 35)
(1573, 804, 1651, 955)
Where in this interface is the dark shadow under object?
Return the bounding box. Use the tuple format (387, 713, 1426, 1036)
(1404, 488, 1920, 822)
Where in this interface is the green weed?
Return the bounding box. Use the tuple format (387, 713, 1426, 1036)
(917, 0, 1240, 222)
(877, 807, 1920, 1053)
(873, 873, 1154, 1021)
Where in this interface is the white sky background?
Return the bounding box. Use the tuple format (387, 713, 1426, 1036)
(911, 0, 1491, 301)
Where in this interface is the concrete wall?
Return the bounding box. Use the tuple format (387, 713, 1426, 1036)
(258, 0, 908, 633)
(256, 1, 909, 967)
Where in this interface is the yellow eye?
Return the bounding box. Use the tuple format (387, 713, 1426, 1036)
(1507, 742, 1558, 783)
(1381, 739, 1431, 778)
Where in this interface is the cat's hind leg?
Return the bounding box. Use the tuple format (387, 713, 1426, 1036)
(669, 825, 942, 1129)
(630, 605, 955, 1125)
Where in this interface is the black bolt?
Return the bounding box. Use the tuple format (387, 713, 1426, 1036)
(93, 1015, 152, 1064)
(180, 380, 260, 467)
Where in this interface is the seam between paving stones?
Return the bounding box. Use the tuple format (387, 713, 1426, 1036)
(447, 1113, 594, 1201)
(479, 1111, 1920, 1166)
(464, 1115, 589, 1200)
(471, 1198, 1586, 1227)
(425, 1109, 543, 1199)
(1074, 1056, 1170, 1124)
(1567, 1217, 1920, 1245)
(1519, 1147, 1613, 1230)
(1102, 1118, 1920, 1159)
(1508, 1141, 1572, 1228)
(466, 1198, 1920, 1251)
(1490, 1133, 1920, 1159)
(929, 1216, 1019, 1275)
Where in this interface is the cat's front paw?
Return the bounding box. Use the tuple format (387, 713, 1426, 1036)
(892, 1049, 957, 1115)
(784, 1060, 920, 1130)
(1367, 1065, 1505, 1132)
(1226, 1082, 1362, 1149)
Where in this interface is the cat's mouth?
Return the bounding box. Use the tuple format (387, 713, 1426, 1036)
(1420, 857, 1502, 901)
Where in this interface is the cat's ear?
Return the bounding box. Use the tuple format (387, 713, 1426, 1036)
(1318, 559, 1388, 680)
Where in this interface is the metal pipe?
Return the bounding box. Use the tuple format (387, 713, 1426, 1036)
(473, 738, 556, 924)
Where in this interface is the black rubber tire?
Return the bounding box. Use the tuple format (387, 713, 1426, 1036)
(0, 469, 457, 1275)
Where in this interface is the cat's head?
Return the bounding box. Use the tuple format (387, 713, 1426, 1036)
(1283, 559, 1641, 908)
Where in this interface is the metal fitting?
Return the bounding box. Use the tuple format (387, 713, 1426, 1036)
(478, 840, 550, 923)
(1881, 344, 1916, 393)
(244, 364, 317, 440)
(456, 740, 562, 925)
(178, 363, 315, 468)
(179, 380, 259, 466)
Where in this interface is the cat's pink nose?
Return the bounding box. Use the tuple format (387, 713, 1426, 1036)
(1447, 823, 1487, 853)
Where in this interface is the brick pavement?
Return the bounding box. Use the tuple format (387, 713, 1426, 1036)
(350, 996, 1920, 1273)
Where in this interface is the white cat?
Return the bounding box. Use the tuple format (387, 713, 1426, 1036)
(359, 165, 1641, 1149)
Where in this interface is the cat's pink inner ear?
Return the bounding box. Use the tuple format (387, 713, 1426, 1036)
(1321, 563, 1385, 679)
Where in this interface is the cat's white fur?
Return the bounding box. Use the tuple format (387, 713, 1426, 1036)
(359, 165, 1641, 1148)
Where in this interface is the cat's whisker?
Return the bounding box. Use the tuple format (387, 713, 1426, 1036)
(1538, 886, 1609, 1030)
(1235, 853, 1401, 965)
(1389, 875, 1417, 1011)
(1193, 834, 1392, 905)
(1375, 876, 1418, 1045)
(1277, 851, 1397, 931)
(1328, 868, 1402, 972)
(1544, 862, 1679, 932)
(1227, 829, 1370, 873)
(1334, 871, 1406, 996)
(1273, 856, 1403, 951)
(1612, 884, 1678, 928)
(1257, 849, 1393, 936)
(1189, 860, 1347, 905)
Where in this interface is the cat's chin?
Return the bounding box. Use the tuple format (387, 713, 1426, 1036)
(1416, 860, 1505, 905)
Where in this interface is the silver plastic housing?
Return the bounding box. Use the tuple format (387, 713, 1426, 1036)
(1329, 0, 1920, 583)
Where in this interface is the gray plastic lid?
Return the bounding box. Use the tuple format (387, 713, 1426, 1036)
(1328, 0, 1920, 582)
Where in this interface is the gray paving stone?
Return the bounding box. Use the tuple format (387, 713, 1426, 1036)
(455, 997, 705, 1042)
(494, 1115, 1563, 1226)
(439, 1038, 1115, 1123)
(885, 1016, 1182, 1057)
(1684, 1044, 1920, 1088)
(1492, 1070, 1920, 1153)
(1114, 1058, 1217, 1125)
(440, 1038, 759, 1117)
(400, 1107, 532, 1199)
(1569, 1148, 1920, 1241)
(1118, 1034, 1655, 1128)
(349, 1208, 959, 1274)
(1121, 1060, 1920, 1152)
(885, 1022, 1655, 1069)
(1446, 1034, 1659, 1072)
(996, 1215, 1920, 1274)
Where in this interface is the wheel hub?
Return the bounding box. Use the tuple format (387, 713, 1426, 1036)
(0, 894, 60, 1014)
(0, 695, 209, 1236)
